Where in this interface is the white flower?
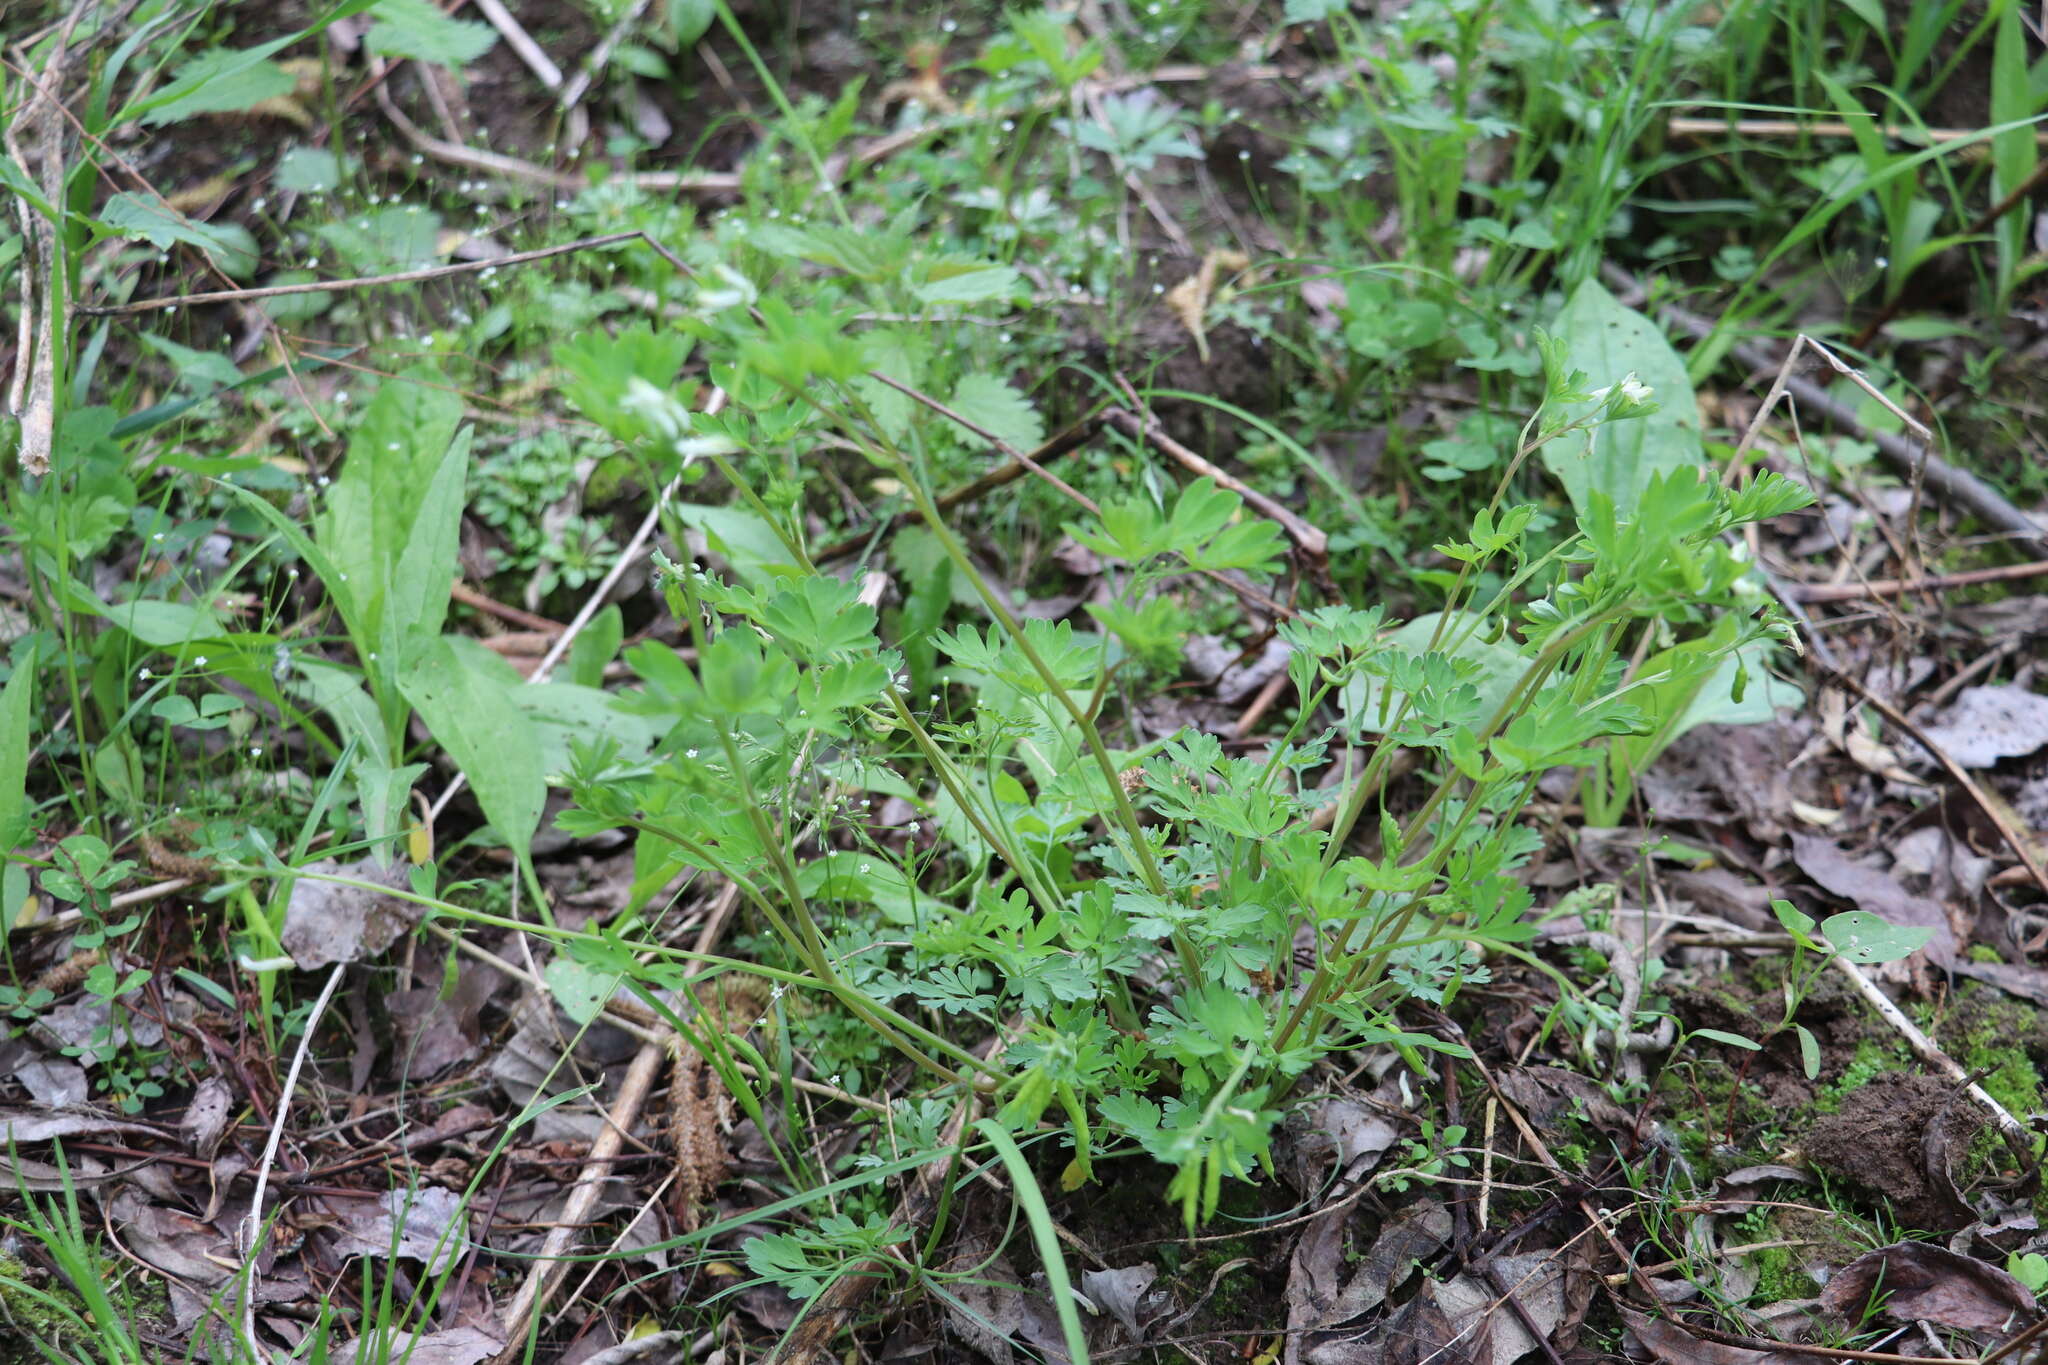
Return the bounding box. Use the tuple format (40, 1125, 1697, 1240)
(1592, 372, 1653, 405)
(619, 378, 739, 463)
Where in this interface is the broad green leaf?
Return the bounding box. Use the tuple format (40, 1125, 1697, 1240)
(1821, 911, 1934, 965)
(0, 655, 33, 852)
(1795, 1024, 1821, 1080)
(100, 598, 229, 648)
(669, 0, 715, 44)
(1343, 612, 1525, 735)
(518, 682, 662, 778)
(1543, 279, 1701, 519)
(122, 0, 379, 124)
(381, 424, 470, 663)
(669, 503, 803, 587)
(276, 146, 344, 194)
(138, 49, 295, 124)
(566, 605, 623, 689)
(97, 194, 260, 274)
(136, 333, 244, 392)
(797, 852, 920, 924)
(315, 367, 467, 669)
(364, 0, 497, 65)
(544, 955, 620, 1024)
(946, 372, 1044, 453)
(400, 638, 545, 867)
(914, 260, 1023, 305)
(1771, 898, 1817, 938)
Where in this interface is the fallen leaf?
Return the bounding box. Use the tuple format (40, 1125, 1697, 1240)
(329, 1325, 501, 1365)
(1917, 686, 2048, 768)
(280, 857, 415, 969)
(326, 1186, 471, 1274)
(1621, 1309, 1808, 1363)
(1819, 1242, 2038, 1333)
(1080, 1264, 1164, 1337)
(1433, 1251, 1571, 1364)
(181, 1075, 235, 1157)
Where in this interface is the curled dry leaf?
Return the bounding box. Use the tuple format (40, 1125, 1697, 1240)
(1080, 1263, 1166, 1337)
(181, 1075, 235, 1157)
(1819, 1242, 2039, 1334)
(1164, 248, 1252, 364)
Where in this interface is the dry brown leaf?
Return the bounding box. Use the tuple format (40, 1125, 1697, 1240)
(1819, 1242, 2039, 1333)
(1917, 685, 2048, 768)
(279, 857, 415, 969)
(1621, 1309, 1809, 1364)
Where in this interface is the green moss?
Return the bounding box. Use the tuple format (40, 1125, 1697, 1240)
(1815, 1037, 1903, 1114)
(1969, 944, 2006, 965)
(0, 1254, 85, 1362)
(1748, 1241, 1820, 1303)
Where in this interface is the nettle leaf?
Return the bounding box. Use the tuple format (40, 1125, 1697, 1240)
(97, 194, 259, 274)
(1542, 278, 1700, 520)
(946, 373, 1044, 452)
(853, 329, 929, 440)
(364, 0, 498, 65)
(1822, 911, 1934, 965)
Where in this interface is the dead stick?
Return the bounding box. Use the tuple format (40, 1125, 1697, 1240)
(1784, 558, 2048, 602)
(449, 580, 566, 633)
(1616, 270, 2048, 555)
(492, 884, 740, 1362)
(74, 231, 646, 315)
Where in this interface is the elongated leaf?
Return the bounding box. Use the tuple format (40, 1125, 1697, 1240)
(400, 638, 544, 867)
(122, 0, 379, 124)
(381, 425, 470, 664)
(1543, 279, 1701, 519)
(0, 655, 33, 852)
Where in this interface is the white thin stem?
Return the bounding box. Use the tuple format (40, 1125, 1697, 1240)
(241, 961, 346, 1360)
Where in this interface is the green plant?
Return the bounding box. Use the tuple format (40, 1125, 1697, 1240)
(1686, 900, 1932, 1078)
(537, 258, 1846, 1233)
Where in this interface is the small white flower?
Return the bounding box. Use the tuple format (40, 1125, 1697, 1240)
(1619, 375, 1653, 403)
(138, 668, 151, 681)
(193, 656, 208, 667)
